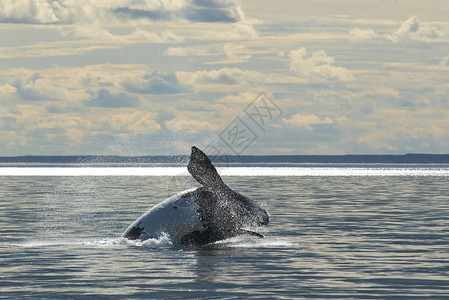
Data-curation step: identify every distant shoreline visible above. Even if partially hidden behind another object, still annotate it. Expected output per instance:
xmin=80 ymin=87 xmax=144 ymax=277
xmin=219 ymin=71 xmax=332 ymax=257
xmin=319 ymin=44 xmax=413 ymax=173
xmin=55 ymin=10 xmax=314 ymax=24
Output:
xmin=1 ymin=154 xmax=449 ymax=164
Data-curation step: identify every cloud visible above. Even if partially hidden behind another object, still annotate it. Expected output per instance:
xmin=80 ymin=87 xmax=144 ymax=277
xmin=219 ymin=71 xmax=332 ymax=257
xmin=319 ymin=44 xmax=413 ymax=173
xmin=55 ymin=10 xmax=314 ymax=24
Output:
xmin=192 ymin=69 xmax=238 ymax=84
xmin=0 ymin=42 xmax=117 ymax=59
xmin=164 ymin=45 xmax=222 ymax=56
xmin=0 ymin=65 xmax=194 ymax=106
xmin=176 ymin=68 xmax=303 ymax=92
xmin=184 ymin=0 xmax=244 ymax=23
xmin=56 ymin=25 xmax=185 ymax=45
xmin=112 ymin=7 xmax=172 ymax=22
xmin=97 ymin=111 xmax=161 ymax=134
xmin=192 ymin=0 xmax=239 ymax=9
xmin=11 ymin=73 xmax=58 ymax=101
xmin=370 ymin=86 xmax=399 ymax=98
xmin=4 ymin=68 xmax=93 ymax=102
xmin=355 ymin=108 xmax=447 ymax=152
xmin=0 ymin=0 xmax=58 ymax=24
xmin=164 ymin=111 xmax=222 ymax=133
xmin=386 ymin=15 xmax=444 ymax=42
xmin=349 ymin=16 xmax=445 ymax=43
xmin=179 ymin=67 xmax=268 ymax=86
xmin=128 ymin=29 xmax=184 ymax=43
xmin=0 ymin=0 xmax=246 ymax=24
xmin=112 ymin=1 xmax=244 ymax=23
xmin=183 ymin=7 xmax=241 ymax=23
xmin=202 ymin=23 xmax=257 ymax=40
xmin=439 ymin=54 xmax=449 ymax=66
xmin=164 ymin=43 xmax=251 ymax=61
xmin=123 ymin=71 xmax=192 ymax=94
xmin=0 ymin=100 xmax=162 ymax=154
xmin=388 ymin=15 xmax=420 ymax=42
xmin=287 ymin=47 xmax=355 ymax=81
xmin=85 ymin=89 xmax=140 ymax=108
xmin=279 ymin=113 xmax=333 ymax=130
xmin=223 ymin=43 xmax=251 ymax=61
xmin=0 ymin=84 xmax=16 ymax=101
xmin=349 ymin=28 xmax=378 ymax=42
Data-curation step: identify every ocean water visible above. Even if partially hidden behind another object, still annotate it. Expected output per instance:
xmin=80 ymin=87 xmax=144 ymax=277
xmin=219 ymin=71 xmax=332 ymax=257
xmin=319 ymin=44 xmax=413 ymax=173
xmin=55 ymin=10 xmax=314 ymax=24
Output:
xmin=1 ymin=165 xmax=448 ymax=299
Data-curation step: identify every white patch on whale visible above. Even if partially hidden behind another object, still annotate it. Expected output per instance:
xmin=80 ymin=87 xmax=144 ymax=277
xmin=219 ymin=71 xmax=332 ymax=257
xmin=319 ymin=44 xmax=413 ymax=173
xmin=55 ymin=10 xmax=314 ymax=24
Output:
xmin=124 ymin=188 xmax=205 ymax=242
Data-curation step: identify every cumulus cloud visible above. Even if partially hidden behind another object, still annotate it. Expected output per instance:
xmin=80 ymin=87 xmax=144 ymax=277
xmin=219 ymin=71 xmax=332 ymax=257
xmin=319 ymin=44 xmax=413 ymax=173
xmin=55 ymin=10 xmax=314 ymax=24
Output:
xmin=0 ymin=84 xmax=17 ymax=101
xmin=178 ymin=67 xmax=267 ymax=86
xmin=183 ymin=8 xmax=242 ymax=23
xmin=123 ymin=71 xmax=192 ymax=94
xmin=113 ymin=0 xmax=245 ymax=23
xmin=1 ymin=99 xmax=161 ymax=154
xmin=387 ymin=15 xmax=420 ymax=42
xmin=164 ymin=117 xmax=219 ymax=133
xmin=164 ymin=110 xmax=222 ymax=133
xmin=98 ymin=111 xmax=161 ymax=134
xmin=176 ymin=67 xmax=301 ymax=91
xmin=192 ymin=69 xmax=238 ymax=84
xmin=386 ymin=15 xmax=444 ymax=42
xmin=0 ymin=0 xmax=58 ymax=23
xmin=0 ymin=0 xmax=246 ymax=24
xmin=287 ymin=47 xmax=355 ymax=81
xmin=223 ymin=43 xmax=251 ymax=61
xmin=1 ymin=65 xmax=194 ymax=106
xmin=4 ymin=68 xmax=93 ymax=102
xmin=279 ymin=113 xmax=333 ymax=130
xmin=112 ymin=7 xmax=173 ymax=22
xmin=349 ymin=16 xmax=445 ymax=43
xmin=11 ymin=73 xmax=62 ymax=101
xmin=439 ymin=54 xmax=449 ymax=66
xmin=349 ymin=28 xmax=378 ymax=42
xmin=85 ymin=89 xmax=140 ymax=108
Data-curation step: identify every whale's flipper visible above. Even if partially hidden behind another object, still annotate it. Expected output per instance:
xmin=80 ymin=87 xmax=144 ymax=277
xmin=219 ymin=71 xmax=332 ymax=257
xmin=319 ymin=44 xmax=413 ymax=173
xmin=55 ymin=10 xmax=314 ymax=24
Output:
xmin=239 ymin=229 xmax=264 ymax=238
xmin=187 ymin=146 xmax=225 ymax=188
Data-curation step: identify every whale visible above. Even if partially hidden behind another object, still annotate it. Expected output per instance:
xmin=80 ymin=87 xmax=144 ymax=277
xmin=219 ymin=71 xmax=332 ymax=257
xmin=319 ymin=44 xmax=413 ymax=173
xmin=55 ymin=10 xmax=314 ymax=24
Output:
xmin=123 ymin=146 xmax=269 ymax=245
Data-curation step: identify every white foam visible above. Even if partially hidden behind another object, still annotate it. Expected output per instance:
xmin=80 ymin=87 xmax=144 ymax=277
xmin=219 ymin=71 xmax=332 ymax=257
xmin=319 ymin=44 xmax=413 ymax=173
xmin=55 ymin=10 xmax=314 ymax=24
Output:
xmin=126 ymin=233 xmax=174 ymax=248
xmin=1 ymin=167 xmax=449 ymax=176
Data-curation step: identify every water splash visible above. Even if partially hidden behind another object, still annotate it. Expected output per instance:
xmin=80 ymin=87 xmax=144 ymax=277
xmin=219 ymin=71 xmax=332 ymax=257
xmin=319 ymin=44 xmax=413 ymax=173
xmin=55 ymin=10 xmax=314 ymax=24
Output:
xmin=126 ymin=233 xmax=174 ymax=249
xmin=9 ymin=236 xmax=175 ymax=249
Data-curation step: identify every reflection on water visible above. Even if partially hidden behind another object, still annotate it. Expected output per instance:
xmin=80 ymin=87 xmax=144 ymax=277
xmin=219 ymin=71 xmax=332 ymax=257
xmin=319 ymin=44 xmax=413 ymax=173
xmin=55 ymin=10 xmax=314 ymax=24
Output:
xmin=0 ymin=174 xmax=449 ymax=298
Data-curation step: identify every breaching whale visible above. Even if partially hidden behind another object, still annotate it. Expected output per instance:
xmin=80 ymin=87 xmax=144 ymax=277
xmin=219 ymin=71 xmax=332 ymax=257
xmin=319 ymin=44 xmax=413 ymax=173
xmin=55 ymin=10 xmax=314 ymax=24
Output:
xmin=123 ymin=146 xmax=269 ymax=245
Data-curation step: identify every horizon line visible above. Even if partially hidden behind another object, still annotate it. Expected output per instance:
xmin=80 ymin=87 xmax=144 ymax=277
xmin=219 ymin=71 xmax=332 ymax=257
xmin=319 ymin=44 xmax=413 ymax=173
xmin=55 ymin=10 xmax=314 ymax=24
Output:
xmin=2 ymin=153 xmax=449 ymax=165
xmin=2 ymin=153 xmax=449 ymax=158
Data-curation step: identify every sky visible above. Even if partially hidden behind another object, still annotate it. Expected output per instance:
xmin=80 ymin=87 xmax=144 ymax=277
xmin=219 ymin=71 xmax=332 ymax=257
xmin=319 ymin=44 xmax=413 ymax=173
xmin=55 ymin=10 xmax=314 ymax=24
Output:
xmin=1 ymin=0 xmax=449 ymax=156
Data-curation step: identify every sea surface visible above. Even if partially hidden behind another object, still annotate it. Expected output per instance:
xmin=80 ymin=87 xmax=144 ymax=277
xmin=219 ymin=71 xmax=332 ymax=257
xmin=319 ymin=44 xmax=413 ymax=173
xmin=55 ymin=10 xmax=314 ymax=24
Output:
xmin=1 ymin=164 xmax=448 ymax=299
